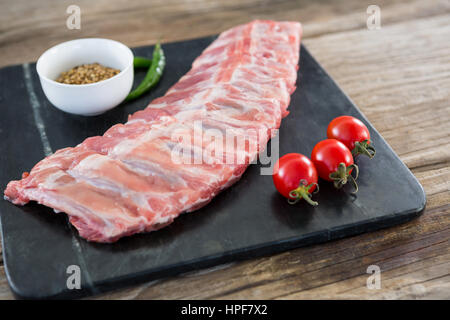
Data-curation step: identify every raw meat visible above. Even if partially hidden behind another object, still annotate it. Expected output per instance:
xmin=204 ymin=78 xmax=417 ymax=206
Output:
xmin=4 ymin=20 xmax=302 ymax=242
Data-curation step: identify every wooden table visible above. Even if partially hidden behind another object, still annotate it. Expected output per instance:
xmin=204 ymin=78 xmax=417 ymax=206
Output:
xmin=0 ymin=0 xmax=448 ymax=299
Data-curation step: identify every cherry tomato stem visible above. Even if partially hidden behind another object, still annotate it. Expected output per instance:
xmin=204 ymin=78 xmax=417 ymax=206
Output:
xmin=352 ymin=139 xmax=376 ymax=159
xmin=329 ymin=162 xmax=359 ymax=194
xmin=288 ymin=180 xmax=319 ymax=206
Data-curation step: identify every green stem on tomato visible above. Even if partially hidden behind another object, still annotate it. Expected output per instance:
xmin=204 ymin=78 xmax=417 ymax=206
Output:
xmin=288 ymin=180 xmax=319 ymax=206
xmin=352 ymin=139 xmax=376 ymax=159
xmin=329 ymin=162 xmax=359 ymax=194
xmin=126 ymin=43 xmax=165 ymax=102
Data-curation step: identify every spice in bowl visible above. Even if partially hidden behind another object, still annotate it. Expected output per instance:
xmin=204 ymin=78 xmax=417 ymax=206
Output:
xmin=56 ymin=63 xmax=121 ymax=85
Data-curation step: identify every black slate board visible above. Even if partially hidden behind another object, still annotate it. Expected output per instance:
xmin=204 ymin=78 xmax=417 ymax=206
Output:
xmin=0 ymin=36 xmax=425 ymax=299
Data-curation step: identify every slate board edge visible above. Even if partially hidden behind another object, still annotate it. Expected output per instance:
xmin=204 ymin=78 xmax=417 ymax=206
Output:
xmin=0 ymin=202 xmax=425 ymax=299
xmin=85 ymin=204 xmax=426 ymax=299
xmin=0 ymin=39 xmax=426 ymax=300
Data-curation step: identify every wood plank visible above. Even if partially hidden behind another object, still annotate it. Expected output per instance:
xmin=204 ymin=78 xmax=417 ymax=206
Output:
xmin=0 ymin=266 xmax=13 ymax=300
xmin=0 ymin=0 xmax=449 ymax=67
xmin=279 ymin=255 xmax=450 ymax=299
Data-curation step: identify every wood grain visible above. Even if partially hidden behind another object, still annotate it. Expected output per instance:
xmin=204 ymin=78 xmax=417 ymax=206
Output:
xmin=0 ymin=0 xmax=449 ymax=299
xmin=1 ymin=0 xmax=449 ymax=68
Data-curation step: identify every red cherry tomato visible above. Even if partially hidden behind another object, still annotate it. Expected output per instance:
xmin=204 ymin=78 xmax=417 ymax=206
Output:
xmin=327 ymin=115 xmax=375 ymax=158
xmin=311 ymin=139 xmax=359 ymax=193
xmin=273 ymin=153 xmax=319 ymax=206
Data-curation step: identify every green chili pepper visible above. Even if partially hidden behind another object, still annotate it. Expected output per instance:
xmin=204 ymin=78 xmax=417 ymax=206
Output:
xmin=126 ymin=43 xmax=165 ymax=101
xmin=133 ymin=56 xmax=152 ymax=68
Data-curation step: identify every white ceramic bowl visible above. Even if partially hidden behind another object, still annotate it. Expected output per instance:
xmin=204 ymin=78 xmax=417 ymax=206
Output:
xmin=36 ymin=38 xmax=134 ymax=116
